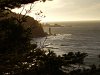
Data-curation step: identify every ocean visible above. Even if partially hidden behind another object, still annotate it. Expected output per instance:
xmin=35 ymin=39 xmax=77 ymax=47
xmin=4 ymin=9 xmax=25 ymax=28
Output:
xmin=31 ymin=21 xmax=100 ymax=66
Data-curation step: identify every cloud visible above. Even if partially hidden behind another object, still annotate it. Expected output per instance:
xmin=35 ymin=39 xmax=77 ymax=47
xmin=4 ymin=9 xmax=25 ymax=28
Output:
xmin=12 ymin=0 xmax=100 ymax=21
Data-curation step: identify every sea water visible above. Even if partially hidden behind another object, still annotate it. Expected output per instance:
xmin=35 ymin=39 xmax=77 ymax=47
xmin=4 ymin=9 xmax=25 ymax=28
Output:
xmin=31 ymin=21 xmax=100 ymax=66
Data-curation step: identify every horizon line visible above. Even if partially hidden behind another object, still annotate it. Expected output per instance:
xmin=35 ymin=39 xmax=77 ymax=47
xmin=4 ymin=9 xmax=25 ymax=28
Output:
xmin=41 ymin=19 xmax=100 ymax=23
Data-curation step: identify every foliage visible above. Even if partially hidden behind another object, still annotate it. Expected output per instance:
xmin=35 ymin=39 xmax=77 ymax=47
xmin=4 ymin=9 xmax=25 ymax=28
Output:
xmin=0 ymin=0 xmax=100 ymax=75
xmin=0 ymin=9 xmax=98 ymax=75
xmin=69 ymin=64 xmax=100 ymax=75
xmin=0 ymin=17 xmax=33 ymax=54
xmin=0 ymin=13 xmax=99 ymax=75
xmin=62 ymin=52 xmax=88 ymax=65
xmin=0 ymin=42 xmax=88 ymax=75
xmin=0 ymin=0 xmax=46 ymax=10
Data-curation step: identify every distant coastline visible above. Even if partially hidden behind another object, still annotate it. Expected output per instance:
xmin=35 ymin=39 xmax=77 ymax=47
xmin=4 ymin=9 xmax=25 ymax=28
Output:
xmin=42 ymin=20 xmax=100 ymax=28
xmin=42 ymin=23 xmax=64 ymax=27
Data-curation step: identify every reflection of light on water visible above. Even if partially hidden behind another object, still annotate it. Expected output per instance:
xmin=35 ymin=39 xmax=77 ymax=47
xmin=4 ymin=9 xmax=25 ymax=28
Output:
xmin=31 ymin=33 xmax=100 ymax=65
xmin=47 ymin=34 xmax=72 ymax=40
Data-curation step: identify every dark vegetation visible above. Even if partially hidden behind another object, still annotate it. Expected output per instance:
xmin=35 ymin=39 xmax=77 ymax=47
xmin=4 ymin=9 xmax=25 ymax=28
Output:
xmin=0 ymin=11 xmax=46 ymax=37
xmin=0 ymin=0 xmax=100 ymax=75
xmin=0 ymin=0 xmax=46 ymax=10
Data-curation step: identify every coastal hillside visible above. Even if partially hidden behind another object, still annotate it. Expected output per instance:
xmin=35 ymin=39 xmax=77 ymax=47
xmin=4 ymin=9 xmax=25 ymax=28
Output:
xmin=22 ymin=16 xmax=47 ymax=37
xmin=0 ymin=11 xmax=46 ymax=37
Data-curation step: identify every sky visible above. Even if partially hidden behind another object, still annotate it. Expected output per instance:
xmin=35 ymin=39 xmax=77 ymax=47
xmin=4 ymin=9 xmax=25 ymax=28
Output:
xmin=12 ymin=0 xmax=100 ymax=22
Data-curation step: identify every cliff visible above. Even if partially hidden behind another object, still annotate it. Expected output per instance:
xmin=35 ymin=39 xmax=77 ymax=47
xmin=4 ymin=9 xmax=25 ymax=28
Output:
xmin=0 ymin=11 xmax=46 ymax=37
xmin=21 ymin=16 xmax=47 ymax=37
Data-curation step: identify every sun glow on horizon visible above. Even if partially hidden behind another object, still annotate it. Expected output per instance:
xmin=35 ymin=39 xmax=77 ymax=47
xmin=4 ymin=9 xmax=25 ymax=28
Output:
xmin=12 ymin=0 xmax=100 ymax=22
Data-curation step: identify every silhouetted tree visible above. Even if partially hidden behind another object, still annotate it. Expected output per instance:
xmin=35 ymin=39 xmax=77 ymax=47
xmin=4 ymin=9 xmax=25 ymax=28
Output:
xmin=0 ymin=18 xmax=33 ymax=54
xmin=0 ymin=0 xmax=99 ymax=75
xmin=62 ymin=52 xmax=88 ymax=65
xmin=0 ymin=0 xmax=46 ymax=10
